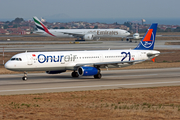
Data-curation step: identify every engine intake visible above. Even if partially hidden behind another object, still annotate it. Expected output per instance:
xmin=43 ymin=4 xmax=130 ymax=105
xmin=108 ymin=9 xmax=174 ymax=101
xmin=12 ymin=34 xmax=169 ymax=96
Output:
xmin=46 ymin=70 xmax=66 ymax=74
xmin=78 ymin=66 xmax=98 ymax=76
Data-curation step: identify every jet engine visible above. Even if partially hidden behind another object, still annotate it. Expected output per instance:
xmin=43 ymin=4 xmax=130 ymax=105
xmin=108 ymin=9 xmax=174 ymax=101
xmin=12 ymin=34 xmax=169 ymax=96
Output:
xmin=78 ymin=66 xmax=99 ymax=76
xmin=46 ymin=70 xmax=66 ymax=74
xmin=83 ymin=34 xmax=94 ymax=40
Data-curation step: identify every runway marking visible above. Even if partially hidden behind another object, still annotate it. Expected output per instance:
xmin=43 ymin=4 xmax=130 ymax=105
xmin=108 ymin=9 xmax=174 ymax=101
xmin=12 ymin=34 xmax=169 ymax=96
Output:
xmin=0 ymin=81 xmax=180 ymax=93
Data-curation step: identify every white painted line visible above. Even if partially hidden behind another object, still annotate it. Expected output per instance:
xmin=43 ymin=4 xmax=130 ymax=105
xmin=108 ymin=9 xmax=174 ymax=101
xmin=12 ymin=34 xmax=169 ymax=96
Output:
xmin=0 ymin=81 xmax=180 ymax=92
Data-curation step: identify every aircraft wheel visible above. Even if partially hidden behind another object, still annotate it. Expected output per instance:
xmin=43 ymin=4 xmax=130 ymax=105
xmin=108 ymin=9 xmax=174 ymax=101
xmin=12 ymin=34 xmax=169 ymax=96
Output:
xmin=71 ymin=71 xmax=79 ymax=77
xmin=94 ymin=73 xmax=102 ymax=79
xmin=22 ymin=76 xmax=28 ymax=81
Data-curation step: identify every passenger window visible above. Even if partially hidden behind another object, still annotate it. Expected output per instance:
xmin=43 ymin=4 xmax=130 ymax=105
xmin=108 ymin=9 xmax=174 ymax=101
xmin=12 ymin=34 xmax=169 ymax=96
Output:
xmin=19 ymin=58 xmax=22 ymax=61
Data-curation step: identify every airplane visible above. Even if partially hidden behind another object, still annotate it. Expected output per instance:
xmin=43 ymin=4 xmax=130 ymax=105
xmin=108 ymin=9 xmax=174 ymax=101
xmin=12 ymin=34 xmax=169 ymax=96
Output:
xmin=33 ymin=16 xmax=130 ymax=41
xmin=5 ymin=23 xmax=160 ymax=80
xmin=126 ymin=32 xmax=143 ymax=42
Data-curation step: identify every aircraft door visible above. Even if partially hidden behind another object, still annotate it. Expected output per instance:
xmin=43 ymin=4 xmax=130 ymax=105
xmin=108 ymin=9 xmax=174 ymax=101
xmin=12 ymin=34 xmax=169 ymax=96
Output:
xmin=99 ymin=54 xmax=103 ymax=62
xmin=26 ymin=54 xmax=33 ymax=65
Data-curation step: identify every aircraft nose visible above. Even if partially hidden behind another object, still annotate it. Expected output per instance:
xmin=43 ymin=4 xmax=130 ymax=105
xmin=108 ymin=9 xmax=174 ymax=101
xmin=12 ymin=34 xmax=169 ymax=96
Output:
xmin=4 ymin=61 xmax=13 ymax=70
xmin=126 ymin=31 xmax=130 ymax=36
xmin=4 ymin=61 xmax=9 ymax=69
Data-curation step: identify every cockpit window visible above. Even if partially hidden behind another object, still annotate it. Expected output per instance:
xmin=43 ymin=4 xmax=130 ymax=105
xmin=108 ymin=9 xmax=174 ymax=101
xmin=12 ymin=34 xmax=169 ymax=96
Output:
xmin=10 ymin=58 xmax=22 ymax=61
xmin=11 ymin=58 xmax=16 ymax=61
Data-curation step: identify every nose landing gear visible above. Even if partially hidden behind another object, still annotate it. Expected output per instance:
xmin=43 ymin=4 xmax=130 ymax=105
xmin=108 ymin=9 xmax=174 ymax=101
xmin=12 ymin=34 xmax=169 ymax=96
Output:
xmin=22 ymin=71 xmax=28 ymax=81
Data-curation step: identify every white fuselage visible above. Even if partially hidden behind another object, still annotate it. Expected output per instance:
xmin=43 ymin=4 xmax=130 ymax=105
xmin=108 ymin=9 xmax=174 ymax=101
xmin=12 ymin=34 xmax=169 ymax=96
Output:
xmin=133 ymin=33 xmax=140 ymax=39
xmin=5 ymin=49 xmax=160 ymax=72
xmin=34 ymin=29 xmax=130 ymax=38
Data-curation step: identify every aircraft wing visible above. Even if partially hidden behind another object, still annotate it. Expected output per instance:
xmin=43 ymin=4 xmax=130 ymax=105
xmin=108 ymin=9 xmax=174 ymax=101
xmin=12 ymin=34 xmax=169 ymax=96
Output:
xmin=126 ymin=37 xmax=143 ymax=39
xmin=126 ymin=36 xmax=134 ymax=39
xmin=75 ymin=60 xmax=145 ymax=67
xmin=61 ymin=32 xmax=85 ymax=37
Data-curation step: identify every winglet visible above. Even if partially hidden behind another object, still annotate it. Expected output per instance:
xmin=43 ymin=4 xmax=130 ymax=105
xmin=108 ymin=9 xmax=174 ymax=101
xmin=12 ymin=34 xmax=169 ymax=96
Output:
xmin=33 ymin=16 xmax=55 ymax=37
xmin=134 ymin=23 xmax=158 ymax=50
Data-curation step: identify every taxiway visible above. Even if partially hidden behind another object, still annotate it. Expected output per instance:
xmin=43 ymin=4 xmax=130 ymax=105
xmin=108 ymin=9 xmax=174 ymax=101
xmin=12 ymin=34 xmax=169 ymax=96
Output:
xmin=1 ymin=40 xmax=180 ymax=53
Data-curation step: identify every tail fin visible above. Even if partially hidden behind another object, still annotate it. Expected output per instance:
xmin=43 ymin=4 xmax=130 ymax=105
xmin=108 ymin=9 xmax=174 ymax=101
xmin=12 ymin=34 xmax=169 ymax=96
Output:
xmin=33 ymin=16 xmax=55 ymax=37
xmin=134 ymin=23 xmax=158 ymax=50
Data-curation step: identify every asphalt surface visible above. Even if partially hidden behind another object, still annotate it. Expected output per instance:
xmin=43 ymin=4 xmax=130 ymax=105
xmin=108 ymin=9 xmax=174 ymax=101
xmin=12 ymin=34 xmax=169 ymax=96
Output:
xmin=0 ymin=67 xmax=180 ymax=95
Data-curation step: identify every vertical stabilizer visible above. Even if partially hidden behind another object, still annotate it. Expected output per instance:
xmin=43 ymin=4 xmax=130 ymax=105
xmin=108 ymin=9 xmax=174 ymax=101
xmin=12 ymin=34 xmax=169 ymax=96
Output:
xmin=134 ymin=23 xmax=158 ymax=50
xmin=33 ymin=16 xmax=55 ymax=37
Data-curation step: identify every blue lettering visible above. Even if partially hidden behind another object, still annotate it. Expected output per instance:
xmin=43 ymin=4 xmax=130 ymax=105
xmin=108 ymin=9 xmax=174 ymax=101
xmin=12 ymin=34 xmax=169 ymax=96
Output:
xmin=38 ymin=54 xmax=46 ymax=63
xmin=60 ymin=55 xmax=64 ymax=62
xmin=121 ymin=52 xmax=131 ymax=61
xmin=47 ymin=56 xmax=53 ymax=62
xmin=54 ymin=56 xmax=59 ymax=62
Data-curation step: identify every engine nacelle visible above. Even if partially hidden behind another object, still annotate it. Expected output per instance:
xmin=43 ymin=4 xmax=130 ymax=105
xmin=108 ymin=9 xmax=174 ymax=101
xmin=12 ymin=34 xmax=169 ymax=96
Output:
xmin=83 ymin=34 xmax=94 ymax=40
xmin=46 ymin=70 xmax=66 ymax=74
xmin=78 ymin=66 xmax=98 ymax=76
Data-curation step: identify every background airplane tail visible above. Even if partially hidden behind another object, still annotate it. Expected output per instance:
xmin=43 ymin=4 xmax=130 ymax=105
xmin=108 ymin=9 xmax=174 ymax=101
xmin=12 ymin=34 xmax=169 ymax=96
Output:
xmin=33 ymin=16 xmax=55 ymax=37
xmin=134 ymin=23 xmax=158 ymax=50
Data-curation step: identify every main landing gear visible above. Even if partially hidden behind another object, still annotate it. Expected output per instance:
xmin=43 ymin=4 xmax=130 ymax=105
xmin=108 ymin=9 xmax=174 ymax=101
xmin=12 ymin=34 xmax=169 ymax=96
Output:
xmin=126 ymin=38 xmax=132 ymax=42
xmin=94 ymin=67 xmax=102 ymax=79
xmin=71 ymin=71 xmax=79 ymax=77
xmin=94 ymin=73 xmax=102 ymax=79
xmin=22 ymin=71 xmax=28 ymax=81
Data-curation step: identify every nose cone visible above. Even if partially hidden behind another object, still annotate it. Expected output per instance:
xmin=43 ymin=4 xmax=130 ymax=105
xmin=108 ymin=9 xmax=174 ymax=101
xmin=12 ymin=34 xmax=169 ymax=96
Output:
xmin=4 ymin=61 xmax=15 ymax=71
xmin=126 ymin=31 xmax=130 ymax=36
xmin=134 ymin=36 xmax=139 ymax=39
xmin=4 ymin=61 xmax=11 ymax=70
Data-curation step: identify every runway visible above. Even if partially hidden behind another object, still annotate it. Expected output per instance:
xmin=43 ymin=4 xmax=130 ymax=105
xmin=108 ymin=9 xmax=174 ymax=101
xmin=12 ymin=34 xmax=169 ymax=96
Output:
xmin=0 ymin=67 xmax=180 ymax=95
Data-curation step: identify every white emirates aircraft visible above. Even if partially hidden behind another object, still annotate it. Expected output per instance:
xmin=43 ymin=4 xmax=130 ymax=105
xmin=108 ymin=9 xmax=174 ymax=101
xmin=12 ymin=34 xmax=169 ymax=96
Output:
xmin=5 ymin=23 xmax=159 ymax=80
xmin=33 ymin=16 xmax=130 ymax=40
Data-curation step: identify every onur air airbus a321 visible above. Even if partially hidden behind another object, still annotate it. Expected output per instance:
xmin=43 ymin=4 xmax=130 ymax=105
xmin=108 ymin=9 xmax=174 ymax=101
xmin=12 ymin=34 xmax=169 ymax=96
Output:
xmin=5 ymin=23 xmax=160 ymax=80
xmin=33 ymin=16 xmax=130 ymax=41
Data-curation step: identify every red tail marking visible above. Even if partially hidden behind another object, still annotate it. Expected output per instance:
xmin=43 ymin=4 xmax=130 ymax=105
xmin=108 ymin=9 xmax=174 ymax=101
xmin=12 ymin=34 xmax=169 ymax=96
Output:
xmin=143 ymin=29 xmax=153 ymax=41
xmin=40 ymin=23 xmax=55 ymax=37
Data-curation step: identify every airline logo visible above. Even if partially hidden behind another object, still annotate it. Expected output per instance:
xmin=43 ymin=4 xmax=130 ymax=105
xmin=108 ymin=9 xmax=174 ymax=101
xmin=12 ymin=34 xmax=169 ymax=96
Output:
xmin=33 ymin=17 xmax=55 ymax=37
xmin=140 ymin=29 xmax=154 ymax=48
xmin=37 ymin=54 xmax=77 ymax=63
xmin=88 ymin=30 xmax=118 ymax=35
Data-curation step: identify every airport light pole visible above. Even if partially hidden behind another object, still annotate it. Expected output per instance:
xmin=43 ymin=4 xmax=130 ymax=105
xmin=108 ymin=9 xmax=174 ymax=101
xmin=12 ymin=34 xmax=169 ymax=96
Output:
xmin=3 ymin=47 xmax=4 ymax=65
